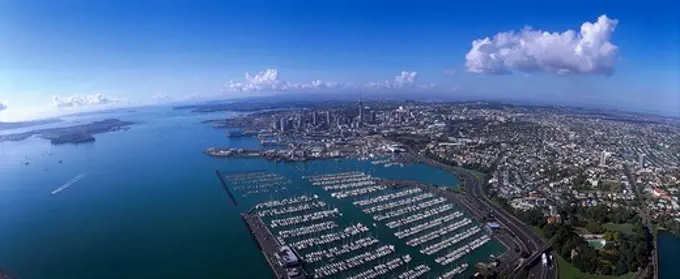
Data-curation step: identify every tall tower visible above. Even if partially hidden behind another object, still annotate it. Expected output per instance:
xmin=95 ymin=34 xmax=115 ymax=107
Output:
xmin=600 ymin=151 xmax=608 ymax=166
xmin=357 ymin=98 xmax=363 ymax=127
xmin=639 ymin=153 xmax=646 ymax=168
xmin=279 ymin=117 xmax=286 ymax=133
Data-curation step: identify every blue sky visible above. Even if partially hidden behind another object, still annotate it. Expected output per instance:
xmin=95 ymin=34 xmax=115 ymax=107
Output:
xmin=0 ymin=0 xmax=678 ymax=120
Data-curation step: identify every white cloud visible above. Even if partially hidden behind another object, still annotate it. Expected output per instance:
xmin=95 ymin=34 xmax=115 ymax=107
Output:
xmin=0 ymin=101 xmax=7 ymax=111
xmin=223 ymin=69 xmax=432 ymax=93
xmin=465 ymin=15 xmax=619 ymax=75
xmin=223 ymin=68 xmax=349 ymax=93
xmin=52 ymin=94 xmax=126 ymax=108
xmin=153 ymin=93 xmax=174 ymax=103
xmin=224 ymin=69 xmax=286 ymax=92
xmin=366 ymin=71 xmax=420 ymax=89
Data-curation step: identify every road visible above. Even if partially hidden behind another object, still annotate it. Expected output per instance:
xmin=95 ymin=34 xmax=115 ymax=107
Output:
xmin=624 ymin=166 xmax=658 ymax=279
xmin=411 ymin=150 xmax=556 ymax=279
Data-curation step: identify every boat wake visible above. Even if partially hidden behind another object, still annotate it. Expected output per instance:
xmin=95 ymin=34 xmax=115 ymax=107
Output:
xmin=51 ymin=173 xmax=87 ymax=195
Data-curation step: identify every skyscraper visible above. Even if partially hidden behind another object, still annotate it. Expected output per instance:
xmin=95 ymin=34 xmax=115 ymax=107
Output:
xmin=357 ymin=99 xmax=363 ymax=127
xmin=600 ymin=151 xmax=609 ymax=166
xmin=639 ymin=153 xmax=646 ymax=168
xmin=279 ymin=117 xmax=286 ymax=133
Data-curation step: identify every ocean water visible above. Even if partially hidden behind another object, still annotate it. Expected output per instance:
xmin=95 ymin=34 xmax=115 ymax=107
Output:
xmin=657 ymin=231 xmax=680 ymax=279
xmin=0 ymin=107 xmax=503 ymax=278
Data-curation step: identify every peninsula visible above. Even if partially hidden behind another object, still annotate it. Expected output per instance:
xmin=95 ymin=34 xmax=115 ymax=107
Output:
xmin=0 ymin=119 xmax=134 ymax=144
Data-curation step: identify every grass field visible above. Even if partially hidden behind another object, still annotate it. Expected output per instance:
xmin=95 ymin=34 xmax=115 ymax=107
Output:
xmin=602 ymin=223 xmax=635 ymax=235
xmin=556 ymin=254 xmax=636 ymax=279
xmin=531 ymin=226 xmax=636 ymax=279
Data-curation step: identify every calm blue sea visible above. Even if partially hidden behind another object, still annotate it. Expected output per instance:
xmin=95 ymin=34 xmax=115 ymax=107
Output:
xmin=657 ymin=231 xmax=680 ymax=279
xmin=0 ymin=107 xmax=507 ymax=278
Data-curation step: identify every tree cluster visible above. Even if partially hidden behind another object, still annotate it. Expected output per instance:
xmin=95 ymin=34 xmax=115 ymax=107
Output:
xmin=537 ymin=208 xmax=652 ymax=276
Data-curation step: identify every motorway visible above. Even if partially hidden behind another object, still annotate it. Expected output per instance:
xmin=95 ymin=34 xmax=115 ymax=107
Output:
xmin=411 ymin=150 xmax=557 ymax=279
xmin=624 ymin=166 xmax=659 ymax=279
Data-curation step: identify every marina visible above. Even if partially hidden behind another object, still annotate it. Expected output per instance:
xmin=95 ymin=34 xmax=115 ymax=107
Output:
xmin=287 ymin=223 xmax=370 ymax=250
xmin=255 ymin=195 xmax=319 ymax=209
xmin=419 ymin=226 xmax=482 ymax=255
xmin=406 ymin=218 xmax=473 ymax=247
xmin=311 ymin=245 xmax=396 ymax=278
xmin=437 ymin=263 xmax=469 ymax=279
xmin=277 ymin=221 xmax=339 ymax=239
xmin=255 ymin=200 xmax=328 ymax=217
xmin=219 ymin=171 xmax=293 ymax=198
xmin=384 ymin=205 xmax=458 ymax=229
xmin=239 ymin=168 xmax=503 ymax=279
xmin=396 ymin=264 xmax=431 ymax=279
xmin=302 ymin=236 xmax=379 ymax=263
xmin=270 ymin=208 xmax=341 ymax=228
xmin=393 ymin=211 xmax=463 ymax=239
xmin=373 ymin=197 xmax=447 ymax=221
xmin=352 ymin=188 xmax=423 ymax=207
xmin=345 ymin=254 xmax=412 ymax=279
xmin=435 ymin=235 xmax=492 ymax=266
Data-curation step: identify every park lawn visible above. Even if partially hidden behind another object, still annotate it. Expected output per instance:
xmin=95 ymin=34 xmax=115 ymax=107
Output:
xmin=532 ymin=226 xmax=546 ymax=239
xmin=557 ymin=254 xmax=636 ymax=279
xmin=602 ymin=223 xmax=635 ymax=235
xmin=532 ymin=226 xmax=636 ymax=279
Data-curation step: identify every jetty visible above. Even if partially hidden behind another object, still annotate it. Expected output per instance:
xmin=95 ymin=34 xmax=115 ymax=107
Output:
xmin=215 ymin=170 xmax=238 ymax=206
xmin=241 ymin=212 xmax=305 ymax=279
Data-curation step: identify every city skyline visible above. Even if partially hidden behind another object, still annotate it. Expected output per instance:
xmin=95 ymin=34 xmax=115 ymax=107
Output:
xmin=1 ymin=0 xmax=678 ymax=121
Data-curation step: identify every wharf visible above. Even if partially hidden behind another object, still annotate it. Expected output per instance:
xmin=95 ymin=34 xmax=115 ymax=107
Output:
xmin=242 ymin=212 xmax=290 ymax=279
xmin=215 ymin=170 xmax=238 ymax=206
xmin=418 ymin=183 xmax=522 ymax=275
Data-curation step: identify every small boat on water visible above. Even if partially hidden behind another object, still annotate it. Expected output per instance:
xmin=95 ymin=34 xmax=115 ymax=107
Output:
xmin=51 ymin=174 xmax=87 ymax=195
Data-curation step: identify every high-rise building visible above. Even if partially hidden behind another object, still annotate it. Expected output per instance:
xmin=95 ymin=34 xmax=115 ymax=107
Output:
xmin=357 ymin=99 xmax=363 ymax=127
xmin=326 ymin=111 xmax=332 ymax=126
xmin=370 ymin=110 xmax=377 ymax=123
xmin=639 ymin=153 xmax=646 ymax=168
xmin=312 ymin=111 xmax=318 ymax=126
xmin=600 ymin=151 xmax=609 ymax=166
xmin=279 ymin=117 xmax=286 ymax=133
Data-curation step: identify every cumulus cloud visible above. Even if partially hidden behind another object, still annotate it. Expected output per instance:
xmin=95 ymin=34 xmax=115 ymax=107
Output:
xmin=0 ymin=101 xmax=7 ymax=111
xmin=153 ymin=93 xmax=173 ymax=103
xmin=465 ymin=15 xmax=619 ymax=75
xmin=223 ymin=69 xmax=432 ymax=93
xmin=366 ymin=71 xmax=420 ymax=89
xmin=52 ymin=94 xmax=125 ymax=108
xmin=223 ymin=68 xmax=349 ymax=93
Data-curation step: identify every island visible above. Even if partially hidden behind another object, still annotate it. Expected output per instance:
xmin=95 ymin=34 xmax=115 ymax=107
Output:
xmin=0 ymin=119 xmax=134 ymax=144
xmin=49 ymin=133 xmax=96 ymax=145
xmin=0 ymin=118 xmax=62 ymax=131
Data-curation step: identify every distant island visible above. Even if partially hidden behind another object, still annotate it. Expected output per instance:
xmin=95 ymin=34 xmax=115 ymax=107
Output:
xmin=0 ymin=119 xmax=134 ymax=144
xmin=0 ymin=118 xmax=62 ymax=131
xmin=49 ymin=133 xmax=96 ymax=145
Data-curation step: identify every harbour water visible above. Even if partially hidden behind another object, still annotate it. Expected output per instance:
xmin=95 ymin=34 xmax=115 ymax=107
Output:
xmin=657 ymin=231 xmax=680 ymax=279
xmin=0 ymin=107 xmax=502 ymax=278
